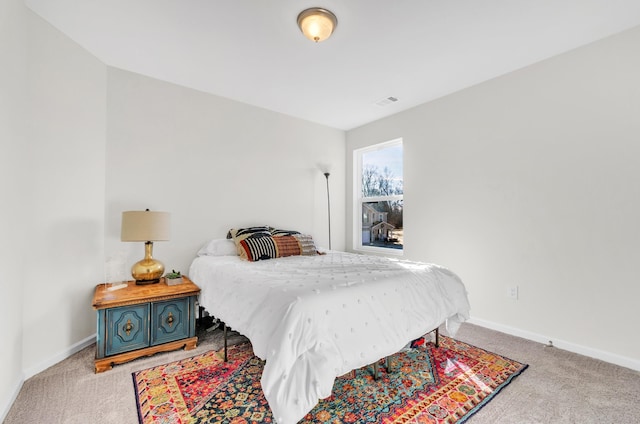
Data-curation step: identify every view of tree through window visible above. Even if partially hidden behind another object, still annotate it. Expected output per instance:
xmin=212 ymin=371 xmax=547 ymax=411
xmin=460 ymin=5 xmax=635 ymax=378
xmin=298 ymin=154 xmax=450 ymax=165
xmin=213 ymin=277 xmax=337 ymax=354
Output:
xmin=357 ymin=141 xmax=403 ymax=251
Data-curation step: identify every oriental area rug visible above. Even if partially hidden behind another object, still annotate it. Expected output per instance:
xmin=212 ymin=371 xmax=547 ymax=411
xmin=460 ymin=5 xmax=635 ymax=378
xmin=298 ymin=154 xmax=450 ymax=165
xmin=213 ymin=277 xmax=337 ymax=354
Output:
xmin=132 ymin=336 xmax=527 ymax=424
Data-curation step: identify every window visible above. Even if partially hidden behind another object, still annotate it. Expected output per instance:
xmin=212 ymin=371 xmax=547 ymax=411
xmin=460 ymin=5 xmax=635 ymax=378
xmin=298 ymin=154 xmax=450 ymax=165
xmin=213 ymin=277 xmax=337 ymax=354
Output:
xmin=354 ymin=139 xmax=403 ymax=254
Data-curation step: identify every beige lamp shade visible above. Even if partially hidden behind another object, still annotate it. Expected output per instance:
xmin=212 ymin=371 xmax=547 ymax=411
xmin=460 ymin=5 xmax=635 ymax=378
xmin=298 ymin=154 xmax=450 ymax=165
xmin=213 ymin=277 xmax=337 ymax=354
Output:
xmin=121 ymin=210 xmax=170 ymax=284
xmin=297 ymin=8 xmax=337 ymax=42
xmin=121 ymin=210 xmax=170 ymax=242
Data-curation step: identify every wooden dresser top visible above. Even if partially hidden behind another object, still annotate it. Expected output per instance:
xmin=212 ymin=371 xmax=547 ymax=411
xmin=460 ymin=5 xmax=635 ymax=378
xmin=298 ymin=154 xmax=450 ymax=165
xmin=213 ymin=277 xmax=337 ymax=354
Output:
xmin=92 ymin=276 xmax=200 ymax=309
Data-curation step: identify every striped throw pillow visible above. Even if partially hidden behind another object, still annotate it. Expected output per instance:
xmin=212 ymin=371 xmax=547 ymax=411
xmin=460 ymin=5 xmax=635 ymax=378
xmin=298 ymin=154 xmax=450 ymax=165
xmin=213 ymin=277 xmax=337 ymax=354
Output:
xmin=238 ymin=234 xmax=318 ymax=262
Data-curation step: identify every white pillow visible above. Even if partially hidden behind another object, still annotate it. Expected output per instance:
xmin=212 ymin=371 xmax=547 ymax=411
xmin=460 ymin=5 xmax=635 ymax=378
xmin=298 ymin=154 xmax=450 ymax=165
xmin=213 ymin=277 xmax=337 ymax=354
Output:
xmin=197 ymin=238 xmax=238 ymax=256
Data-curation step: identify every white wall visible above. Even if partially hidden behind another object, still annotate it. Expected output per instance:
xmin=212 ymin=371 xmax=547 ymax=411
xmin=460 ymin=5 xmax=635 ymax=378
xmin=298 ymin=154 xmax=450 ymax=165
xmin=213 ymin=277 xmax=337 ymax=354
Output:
xmin=2 ymin=5 xmax=107 ymax=419
xmin=2 ymin=13 xmax=345 ymax=417
xmin=347 ymin=26 xmax=640 ymax=366
xmin=0 ymin=0 xmax=28 ymax=418
xmin=22 ymin=12 xmax=106 ymax=373
xmin=104 ymin=68 xmax=345 ymax=276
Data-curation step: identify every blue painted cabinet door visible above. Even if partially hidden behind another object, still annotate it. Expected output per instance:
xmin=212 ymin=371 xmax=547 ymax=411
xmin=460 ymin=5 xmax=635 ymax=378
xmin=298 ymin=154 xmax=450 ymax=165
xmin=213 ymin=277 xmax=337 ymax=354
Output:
xmin=105 ymin=304 xmax=150 ymax=356
xmin=150 ymin=298 xmax=190 ymax=346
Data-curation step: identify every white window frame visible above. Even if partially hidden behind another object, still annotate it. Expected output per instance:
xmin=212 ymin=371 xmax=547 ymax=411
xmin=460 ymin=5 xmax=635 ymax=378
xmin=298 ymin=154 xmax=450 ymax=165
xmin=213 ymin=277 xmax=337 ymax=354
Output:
xmin=353 ymin=138 xmax=403 ymax=256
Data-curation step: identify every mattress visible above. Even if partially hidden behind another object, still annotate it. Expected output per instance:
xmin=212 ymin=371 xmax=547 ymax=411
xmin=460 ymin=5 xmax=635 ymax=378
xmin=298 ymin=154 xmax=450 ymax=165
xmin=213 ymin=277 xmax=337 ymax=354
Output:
xmin=189 ymin=251 xmax=470 ymax=424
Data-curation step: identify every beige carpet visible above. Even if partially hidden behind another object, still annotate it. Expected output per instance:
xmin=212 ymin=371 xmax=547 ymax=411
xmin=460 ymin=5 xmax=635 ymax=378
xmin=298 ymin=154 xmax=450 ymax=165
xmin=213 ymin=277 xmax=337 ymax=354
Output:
xmin=4 ymin=322 xmax=639 ymax=423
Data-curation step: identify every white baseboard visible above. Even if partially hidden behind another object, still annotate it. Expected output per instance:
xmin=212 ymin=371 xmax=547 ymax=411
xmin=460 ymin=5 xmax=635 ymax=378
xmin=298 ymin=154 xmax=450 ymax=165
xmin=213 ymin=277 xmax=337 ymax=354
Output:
xmin=2 ymin=334 xmax=96 ymax=421
xmin=2 ymin=334 xmax=95 ymax=421
xmin=23 ymin=334 xmax=96 ymax=379
xmin=468 ymin=317 xmax=640 ymax=372
xmin=1 ymin=376 xmax=24 ymax=423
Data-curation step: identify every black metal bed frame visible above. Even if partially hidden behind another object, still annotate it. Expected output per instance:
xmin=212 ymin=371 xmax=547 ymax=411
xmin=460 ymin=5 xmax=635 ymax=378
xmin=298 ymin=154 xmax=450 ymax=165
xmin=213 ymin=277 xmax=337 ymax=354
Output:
xmin=221 ymin=322 xmax=440 ymax=380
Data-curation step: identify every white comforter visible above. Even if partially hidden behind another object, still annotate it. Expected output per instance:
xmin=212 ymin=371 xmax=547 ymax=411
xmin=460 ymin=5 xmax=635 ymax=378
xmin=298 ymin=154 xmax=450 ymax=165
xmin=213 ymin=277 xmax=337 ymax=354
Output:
xmin=189 ymin=252 xmax=470 ymax=424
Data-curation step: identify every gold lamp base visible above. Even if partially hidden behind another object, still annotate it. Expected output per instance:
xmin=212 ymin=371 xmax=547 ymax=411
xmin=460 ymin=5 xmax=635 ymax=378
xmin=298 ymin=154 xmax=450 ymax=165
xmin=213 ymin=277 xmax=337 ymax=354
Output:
xmin=132 ymin=242 xmax=164 ymax=285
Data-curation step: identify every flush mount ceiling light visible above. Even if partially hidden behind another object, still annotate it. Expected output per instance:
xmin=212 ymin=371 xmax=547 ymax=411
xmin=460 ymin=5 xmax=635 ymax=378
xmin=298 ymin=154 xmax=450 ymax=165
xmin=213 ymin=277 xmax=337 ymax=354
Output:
xmin=297 ymin=7 xmax=338 ymax=42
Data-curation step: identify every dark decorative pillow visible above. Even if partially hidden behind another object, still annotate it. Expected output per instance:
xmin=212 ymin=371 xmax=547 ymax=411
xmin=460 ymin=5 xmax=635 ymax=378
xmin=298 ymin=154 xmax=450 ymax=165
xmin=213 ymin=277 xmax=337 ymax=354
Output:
xmin=269 ymin=227 xmax=301 ymax=237
xmin=227 ymin=226 xmax=271 ymax=240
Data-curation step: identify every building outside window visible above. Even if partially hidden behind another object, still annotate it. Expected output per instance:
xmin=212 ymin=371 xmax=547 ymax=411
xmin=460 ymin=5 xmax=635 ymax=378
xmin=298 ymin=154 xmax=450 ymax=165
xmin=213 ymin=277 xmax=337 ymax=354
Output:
xmin=354 ymin=139 xmax=403 ymax=254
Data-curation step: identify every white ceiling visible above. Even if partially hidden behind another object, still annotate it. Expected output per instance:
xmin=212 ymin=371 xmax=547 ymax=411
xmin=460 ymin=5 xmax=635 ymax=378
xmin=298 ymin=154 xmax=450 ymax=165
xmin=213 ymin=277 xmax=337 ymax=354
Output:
xmin=25 ymin=0 xmax=640 ymax=130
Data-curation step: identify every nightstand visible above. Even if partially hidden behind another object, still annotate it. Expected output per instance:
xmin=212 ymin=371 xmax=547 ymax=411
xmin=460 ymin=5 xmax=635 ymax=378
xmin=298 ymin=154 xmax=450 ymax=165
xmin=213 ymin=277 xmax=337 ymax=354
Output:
xmin=92 ymin=276 xmax=200 ymax=373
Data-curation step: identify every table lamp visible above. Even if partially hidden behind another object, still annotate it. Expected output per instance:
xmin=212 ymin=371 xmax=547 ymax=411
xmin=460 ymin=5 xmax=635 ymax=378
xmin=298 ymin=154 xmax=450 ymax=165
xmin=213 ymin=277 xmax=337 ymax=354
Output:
xmin=121 ymin=209 xmax=170 ymax=285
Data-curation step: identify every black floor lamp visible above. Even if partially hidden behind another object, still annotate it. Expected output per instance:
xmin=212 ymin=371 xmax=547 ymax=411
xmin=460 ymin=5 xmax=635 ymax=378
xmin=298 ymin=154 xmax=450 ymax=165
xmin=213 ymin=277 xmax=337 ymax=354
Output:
xmin=324 ymin=172 xmax=331 ymax=250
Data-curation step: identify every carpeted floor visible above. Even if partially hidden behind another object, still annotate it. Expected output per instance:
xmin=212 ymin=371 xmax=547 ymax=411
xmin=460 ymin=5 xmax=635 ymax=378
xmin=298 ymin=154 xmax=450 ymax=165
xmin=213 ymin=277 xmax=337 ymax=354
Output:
xmin=4 ymin=322 xmax=640 ymax=423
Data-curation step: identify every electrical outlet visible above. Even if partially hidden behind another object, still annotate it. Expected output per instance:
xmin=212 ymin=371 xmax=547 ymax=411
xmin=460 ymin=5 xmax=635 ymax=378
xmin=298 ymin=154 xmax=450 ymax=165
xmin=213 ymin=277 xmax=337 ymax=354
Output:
xmin=507 ymin=285 xmax=519 ymax=300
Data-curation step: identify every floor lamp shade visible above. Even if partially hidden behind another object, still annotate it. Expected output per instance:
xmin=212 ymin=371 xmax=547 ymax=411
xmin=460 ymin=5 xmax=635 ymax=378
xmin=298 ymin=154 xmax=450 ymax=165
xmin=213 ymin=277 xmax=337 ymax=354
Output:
xmin=121 ymin=210 xmax=170 ymax=284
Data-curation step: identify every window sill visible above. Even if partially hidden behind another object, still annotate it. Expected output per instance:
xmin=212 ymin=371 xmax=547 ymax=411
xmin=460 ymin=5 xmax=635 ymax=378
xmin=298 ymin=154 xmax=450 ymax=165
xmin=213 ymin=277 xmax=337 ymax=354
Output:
xmin=353 ymin=245 xmax=404 ymax=257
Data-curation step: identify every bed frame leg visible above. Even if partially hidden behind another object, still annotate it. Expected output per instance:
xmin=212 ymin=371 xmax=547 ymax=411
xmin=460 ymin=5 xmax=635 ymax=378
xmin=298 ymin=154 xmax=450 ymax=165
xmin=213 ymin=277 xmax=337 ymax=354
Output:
xmin=434 ymin=327 xmax=440 ymax=348
xmin=223 ymin=323 xmax=228 ymax=362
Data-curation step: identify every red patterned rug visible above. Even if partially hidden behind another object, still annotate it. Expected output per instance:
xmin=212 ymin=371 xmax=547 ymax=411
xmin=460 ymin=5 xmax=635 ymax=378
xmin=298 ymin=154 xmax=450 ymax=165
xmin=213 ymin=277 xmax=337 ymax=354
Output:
xmin=133 ymin=336 xmax=527 ymax=423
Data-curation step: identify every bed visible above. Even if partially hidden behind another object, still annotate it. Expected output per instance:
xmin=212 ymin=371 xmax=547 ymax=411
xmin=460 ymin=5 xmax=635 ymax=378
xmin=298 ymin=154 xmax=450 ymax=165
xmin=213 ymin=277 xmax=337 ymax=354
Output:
xmin=189 ymin=233 xmax=470 ymax=424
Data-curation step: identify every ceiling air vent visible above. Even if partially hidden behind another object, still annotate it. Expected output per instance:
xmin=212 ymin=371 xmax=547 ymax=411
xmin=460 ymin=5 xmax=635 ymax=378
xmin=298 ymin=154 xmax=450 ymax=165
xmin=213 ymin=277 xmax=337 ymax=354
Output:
xmin=375 ymin=96 xmax=399 ymax=107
